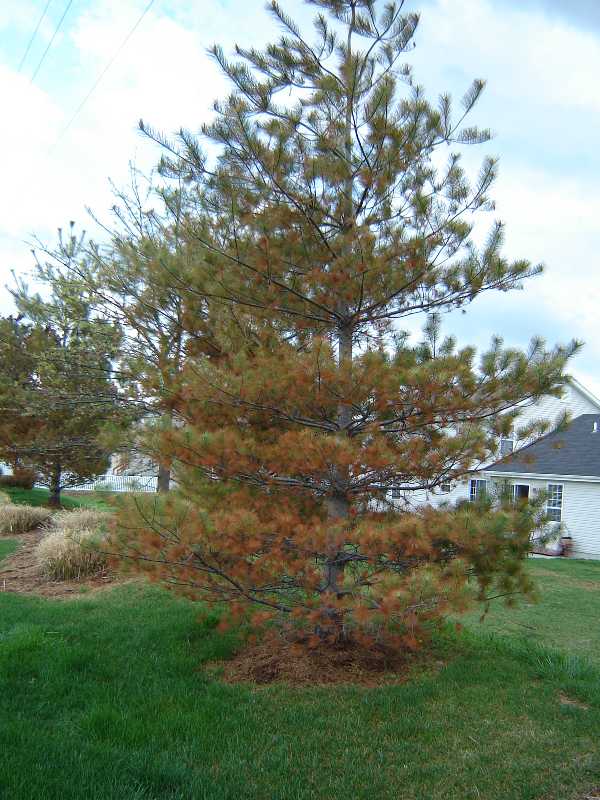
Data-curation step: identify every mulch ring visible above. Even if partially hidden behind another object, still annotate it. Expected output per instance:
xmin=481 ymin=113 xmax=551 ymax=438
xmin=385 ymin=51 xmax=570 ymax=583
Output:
xmin=0 ymin=531 xmax=117 ymax=599
xmin=207 ymin=630 xmax=442 ymax=688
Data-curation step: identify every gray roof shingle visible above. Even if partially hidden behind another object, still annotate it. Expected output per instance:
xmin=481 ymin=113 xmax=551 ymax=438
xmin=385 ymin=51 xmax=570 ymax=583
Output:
xmin=486 ymin=414 xmax=600 ymax=478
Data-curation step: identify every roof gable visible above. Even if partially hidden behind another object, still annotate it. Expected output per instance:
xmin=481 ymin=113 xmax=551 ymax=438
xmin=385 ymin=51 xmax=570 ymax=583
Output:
xmin=568 ymin=377 xmax=600 ymax=410
xmin=487 ymin=414 xmax=600 ymax=478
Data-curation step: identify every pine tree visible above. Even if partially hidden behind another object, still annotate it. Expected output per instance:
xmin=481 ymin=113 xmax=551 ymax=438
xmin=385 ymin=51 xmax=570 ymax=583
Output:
xmin=0 ymin=316 xmax=45 ymax=479
xmin=3 ymin=230 xmax=134 ymax=505
xmin=117 ymin=0 xmax=578 ymax=647
xmin=40 ymin=173 xmax=207 ymax=493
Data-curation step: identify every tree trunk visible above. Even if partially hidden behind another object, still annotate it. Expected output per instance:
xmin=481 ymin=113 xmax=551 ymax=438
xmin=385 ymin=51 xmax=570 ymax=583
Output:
xmin=320 ymin=322 xmax=353 ymax=640
xmin=48 ymin=463 xmax=62 ymax=508
xmin=157 ymin=462 xmax=171 ymax=493
xmin=319 ymin=7 xmax=356 ymax=641
xmin=156 ymin=410 xmax=173 ymax=493
xmin=324 ymin=327 xmax=353 ymax=540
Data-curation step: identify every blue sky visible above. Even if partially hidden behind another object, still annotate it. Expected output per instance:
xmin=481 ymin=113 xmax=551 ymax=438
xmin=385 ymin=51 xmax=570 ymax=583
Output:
xmin=1 ymin=0 xmax=599 ymax=395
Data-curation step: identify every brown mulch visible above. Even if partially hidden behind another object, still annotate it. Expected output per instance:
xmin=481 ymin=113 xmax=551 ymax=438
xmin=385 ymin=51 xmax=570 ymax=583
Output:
xmin=207 ymin=630 xmax=440 ymax=687
xmin=0 ymin=531 xmax=118 ymax=599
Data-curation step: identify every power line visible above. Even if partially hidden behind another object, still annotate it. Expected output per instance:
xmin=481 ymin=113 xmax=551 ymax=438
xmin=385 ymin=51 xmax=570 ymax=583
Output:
xmin=30 ymin=0 xmax=74 ymax=85
xmin=17 ymin=0 xmax=54 ymax=72
xmin=51 ymin=0 xmax=156 ymax=150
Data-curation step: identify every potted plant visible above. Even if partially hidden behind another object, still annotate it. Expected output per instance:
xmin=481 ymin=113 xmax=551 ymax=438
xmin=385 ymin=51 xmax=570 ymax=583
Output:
xmin=559 ymin=534 xmax=573 ymax=558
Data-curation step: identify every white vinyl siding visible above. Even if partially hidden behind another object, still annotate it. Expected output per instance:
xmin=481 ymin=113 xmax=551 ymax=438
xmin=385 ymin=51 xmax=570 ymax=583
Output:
xmin=550 ymin=480 xmax=600 ymax=559
xmin=431 ymin=474 xmax=600 ymax=559
xmin=484 ymin=382 xmax=600 ymax=469
xmin=488 ymin=477 xmax=599 ymax=559
xmin=514 ymin=384 xmax=600 ymax=430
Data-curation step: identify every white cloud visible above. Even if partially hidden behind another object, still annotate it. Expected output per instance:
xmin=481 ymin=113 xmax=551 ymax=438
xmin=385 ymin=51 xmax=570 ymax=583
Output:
xmin=0 ymin=0 xmax=229 ymax=310
xmin=416 ymin=0 xmax=600 ymax=112
xmin=0 ymin=0 xmax=299 ymax=311
xmin=405 ymin=0 xmax=600 ymax=392
xmin=420 ymin=162 xmax=600 ymax=398
xmin=0 ymin=0 xmax=43 ymax=34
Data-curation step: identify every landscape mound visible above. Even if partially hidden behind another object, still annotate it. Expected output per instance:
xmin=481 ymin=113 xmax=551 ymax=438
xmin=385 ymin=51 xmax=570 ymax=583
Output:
xmin=210 ymin=631 xmax=438 ymax=687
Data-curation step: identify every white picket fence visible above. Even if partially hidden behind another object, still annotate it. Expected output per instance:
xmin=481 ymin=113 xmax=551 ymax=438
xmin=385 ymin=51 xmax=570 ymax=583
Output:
xmin=61 ymin=474 xmax=158 ymax=493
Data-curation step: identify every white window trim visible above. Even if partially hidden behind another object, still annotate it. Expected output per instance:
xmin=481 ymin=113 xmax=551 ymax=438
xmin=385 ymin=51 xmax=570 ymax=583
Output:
xmin=469 ymin=479 xmax=487 ymax=502
xmin=546 ymin=482 xmax=564 ymax=522
xmin=511 ymin=482 xmax=530 ymax=502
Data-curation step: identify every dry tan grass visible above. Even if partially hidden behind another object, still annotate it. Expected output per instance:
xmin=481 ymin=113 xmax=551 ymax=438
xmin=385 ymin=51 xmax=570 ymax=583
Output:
xmin=35 ymin=507 xmax=113 ymax=580
xmin=47 ymin=508 xmax=111 ymax=535
xmin=36 ymin=528 xmax=108 ymax=580
xmin=0 ymin=504 xmax=53 ymax=534
xmin=0 ymin=491 xmax=10 ymax=506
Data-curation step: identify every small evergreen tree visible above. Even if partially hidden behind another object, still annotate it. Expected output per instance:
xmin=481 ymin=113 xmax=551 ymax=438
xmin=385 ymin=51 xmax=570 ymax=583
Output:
xmin=39 ymin=173 xmax=203 ymax=493
xmin=0 ymin=316 xmax=46 ymax=481
xmin=3 ymin=230 xmax=134 ymax=505
xmin=116 ymin=0 xmax=577 ymax=647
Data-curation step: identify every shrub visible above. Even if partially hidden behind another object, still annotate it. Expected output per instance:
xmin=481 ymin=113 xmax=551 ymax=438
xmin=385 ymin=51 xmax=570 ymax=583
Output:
xmin=36 ymin=508 xmax=112 ymax=580
xmin=36 ymin=528 xmax=108 ymax=580
xmin=0 ymin=470 xmax=37 ymax=490
xmin=48 ymin=509 xmax=111 ymax=536
xmin=0 ymin=504 xmax=53 ymax=535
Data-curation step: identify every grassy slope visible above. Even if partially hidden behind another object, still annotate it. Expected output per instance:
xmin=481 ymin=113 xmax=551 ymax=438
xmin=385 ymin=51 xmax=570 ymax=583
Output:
xmin=4 ymin=487 xmax=112 ymax=511
xmin=0 ymin=575 xmax=599 ymax=800
xmin=465 ymin=558 xmax=600 ymax=666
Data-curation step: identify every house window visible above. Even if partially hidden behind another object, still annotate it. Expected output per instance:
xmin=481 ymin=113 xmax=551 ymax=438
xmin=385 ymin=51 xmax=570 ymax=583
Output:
xmin=499 ymin=435 xmax=514 ymax=456
xmin=440 ymin=483 xmax=452 ymax=494
xmin=546 ymin=484 xmax=563 ymax=522
xmin=512 ymin=484 xmax=530 ymax=503
xmin=469 ymin=479 xmax=487 ymax=502
xmin=391 ymin=488 xmax=402 ymax=499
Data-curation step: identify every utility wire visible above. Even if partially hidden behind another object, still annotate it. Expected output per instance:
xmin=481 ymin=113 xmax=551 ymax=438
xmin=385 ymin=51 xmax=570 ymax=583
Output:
xmin=50 ymin=0 xmax=156 ymax=151
xmin=30 ymin=0 xmax=74 ymax=84
xmin=17 ymin=0 xmax=53 ymax=72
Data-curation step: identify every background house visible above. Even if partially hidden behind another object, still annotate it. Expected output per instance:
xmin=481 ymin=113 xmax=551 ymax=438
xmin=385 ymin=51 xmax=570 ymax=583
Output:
xmin=480 ymin=413 xmax=600 ymax=559
xmin=427 ymin=377 xmax=600 ymax=501
xmin=389 ymin=378 xmax=600 ymax=558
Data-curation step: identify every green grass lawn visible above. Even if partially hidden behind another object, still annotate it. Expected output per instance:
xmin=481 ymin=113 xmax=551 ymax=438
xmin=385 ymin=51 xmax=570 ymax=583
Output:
xmin=465 ymin=557 xmax=600 ymax=666
xmin=0 ymin=538 xmax=18 ymax=562
xmin=0 ymin=562 xmax=598 ymax=800
xmin=4 ymin=486 xmax=113 ymax=511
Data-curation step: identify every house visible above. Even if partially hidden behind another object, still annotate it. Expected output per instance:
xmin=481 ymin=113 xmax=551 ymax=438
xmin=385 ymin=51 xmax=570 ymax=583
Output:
xmin=421 ymin=377 xmax=600 ymax=505
xmin=389 ymin=378 xmax=600 ymax=558
xmin=478 ymin=413 xmax=600 ymax=559
xmin=109 ymin=451 xmax=157 ymax=478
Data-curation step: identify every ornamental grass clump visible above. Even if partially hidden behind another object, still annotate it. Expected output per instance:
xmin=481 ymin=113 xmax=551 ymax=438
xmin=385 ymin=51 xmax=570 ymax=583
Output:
xmin=0 ymin=504 xmax=52 ymax=535
xmin=36 ymin=508 xmax=112 ymax=580
xmin=49 ymin=509 xmax=111 ymax=537
xmin=36 ymin=528 xmax=108 ymax=580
